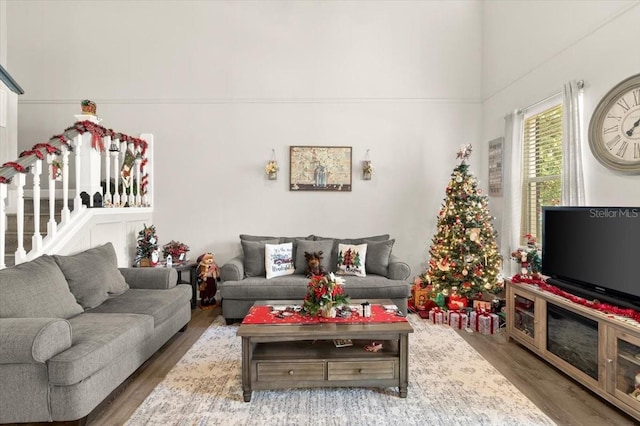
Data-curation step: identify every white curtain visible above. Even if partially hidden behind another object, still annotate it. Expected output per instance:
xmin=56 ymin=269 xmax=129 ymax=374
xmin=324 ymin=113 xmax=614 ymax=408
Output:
xmin=501 ymin=110 xmax=524 ymax=276
xmin=561 ymin=80 xmax=586 ymax=206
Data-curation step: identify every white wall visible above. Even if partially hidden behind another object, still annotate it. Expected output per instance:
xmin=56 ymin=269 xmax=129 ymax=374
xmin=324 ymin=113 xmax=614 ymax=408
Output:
xmin=6 ymin=1 xmax=483 ymax=276
xmin=482 ymin=0 xmax=640 ymax=232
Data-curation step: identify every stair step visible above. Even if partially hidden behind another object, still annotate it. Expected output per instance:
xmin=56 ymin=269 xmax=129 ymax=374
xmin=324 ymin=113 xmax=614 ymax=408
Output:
xmin=6 ymin=213 xmax=61 ymax=232
xmin=22 ymin=199 xmax=73 ymax=214
xmin=4 ymin=232 xmax=34 ymax=253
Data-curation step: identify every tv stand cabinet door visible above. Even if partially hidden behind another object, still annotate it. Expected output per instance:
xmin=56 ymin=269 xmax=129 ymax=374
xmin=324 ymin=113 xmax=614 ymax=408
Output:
xmin=607 ymin=328 xmax=640 ymax=414
xmin=507 ymin=282 xmax=543 ymax=351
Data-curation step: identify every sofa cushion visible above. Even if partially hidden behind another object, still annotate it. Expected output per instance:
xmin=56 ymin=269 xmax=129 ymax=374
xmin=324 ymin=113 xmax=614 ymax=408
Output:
xmin=53 ymin=243 xmax=129 ymax=309
xmin=265 ymin=243 xmax=295 ymax=279
xmin=365 ymin=239 xmax=395 ymax=277
xmin=0 ymin=255 xmax=83 ymax=319
xmin=89 ymin=285 xmax=191 ymax=327
xmin=241 ymin=239 xmax=279 ymax=277
xmin=336 ymin=243 xmax=367 ymax=277
xmin=48 ymin=313 xmax=153 ymax=385
xmin=220 ymin=275 xmax=410 ymax=300
xmin=294 ymin=239 xmax=334 ymax=274
xmin=221 ymin=276 xmax=310 ymax=300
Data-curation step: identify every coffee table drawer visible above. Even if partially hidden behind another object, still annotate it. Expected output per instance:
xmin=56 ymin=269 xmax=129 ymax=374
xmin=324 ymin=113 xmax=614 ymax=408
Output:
xmin=327 ymin=360 xmax=397 ymax=381
xmin=256 ymin=361 xmax=325 ymax=382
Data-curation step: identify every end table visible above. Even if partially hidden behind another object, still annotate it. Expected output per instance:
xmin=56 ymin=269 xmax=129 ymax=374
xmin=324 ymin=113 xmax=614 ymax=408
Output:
xmin=170 ymin=261 xmax=198 ymax=309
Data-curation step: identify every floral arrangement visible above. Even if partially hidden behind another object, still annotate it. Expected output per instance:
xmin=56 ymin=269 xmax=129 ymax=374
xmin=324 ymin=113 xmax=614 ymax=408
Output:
xmin=511 ymin=234 xmax=542 ymax=277
xmin=265 ymin=160 xmax=279 ymax=175
xmin=162 ymin=240 xmax=190 ymax=260
xmin=303 ymin=273 xmax=350 ymax=316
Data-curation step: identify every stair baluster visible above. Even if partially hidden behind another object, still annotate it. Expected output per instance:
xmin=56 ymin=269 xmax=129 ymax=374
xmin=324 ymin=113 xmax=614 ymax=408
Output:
xmin=30 ymin=159 xmax=43 ymax=252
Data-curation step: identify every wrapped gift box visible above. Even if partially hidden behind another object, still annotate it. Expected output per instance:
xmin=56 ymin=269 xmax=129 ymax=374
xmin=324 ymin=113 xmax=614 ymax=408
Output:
xmin=448 ymin=310 xmax=468 ymax=329
xmin=448 ymin=294 xmax=468 ymax=310
xmin=428 ymin=308 xmax=445 ymax=325
xmin=470 ymin=310 xmax=499 ymax=335
xmin=412 ymin=286 xmax=431 ymax=309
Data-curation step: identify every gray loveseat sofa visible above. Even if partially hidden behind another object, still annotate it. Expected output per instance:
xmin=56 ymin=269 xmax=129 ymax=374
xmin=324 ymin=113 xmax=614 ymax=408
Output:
xmin=0 ymin=243 xmax=191 ymax=424
xmin=220 ymin=234 xmax=411 ymax=323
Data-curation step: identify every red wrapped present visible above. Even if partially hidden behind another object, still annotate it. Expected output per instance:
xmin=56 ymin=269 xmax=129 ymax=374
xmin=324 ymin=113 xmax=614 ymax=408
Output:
xmin=428 ymin=307 xmax=444 ymax=325
xmin=448 ymin=294 xmax=468 ymax=310
xmin=448 ymin=310 xmax=468 ymax=330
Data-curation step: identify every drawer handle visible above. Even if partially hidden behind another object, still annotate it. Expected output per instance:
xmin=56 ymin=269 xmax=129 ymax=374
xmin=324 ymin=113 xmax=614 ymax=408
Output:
xmin=288 ymin=370 xmax=294 ymax=375
xmin=359 ymin=369 xmax=365 ymax=374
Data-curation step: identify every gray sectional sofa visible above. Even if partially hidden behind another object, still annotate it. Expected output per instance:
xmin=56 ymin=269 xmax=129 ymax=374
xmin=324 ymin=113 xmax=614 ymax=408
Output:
xmin=220 ymin=234 xmax=411 ymax=322
xmin=0 ymin=243 xmax=191 ymax=424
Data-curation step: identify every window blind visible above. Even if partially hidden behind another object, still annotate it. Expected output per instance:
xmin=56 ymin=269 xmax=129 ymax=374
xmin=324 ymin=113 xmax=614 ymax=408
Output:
xmin=521 ymin=104 xmax=563 ymax=241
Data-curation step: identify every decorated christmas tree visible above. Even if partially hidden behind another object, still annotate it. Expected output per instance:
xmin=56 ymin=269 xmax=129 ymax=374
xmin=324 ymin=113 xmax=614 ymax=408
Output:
xmin=415 ymin=145 xmax=503 ymax=301
xmin=134 ymin=224 xmax=159 ymax=266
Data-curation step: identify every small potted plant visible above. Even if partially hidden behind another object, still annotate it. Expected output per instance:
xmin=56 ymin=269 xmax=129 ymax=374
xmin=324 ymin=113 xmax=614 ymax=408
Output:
xmin=162 ymin=240 xmax=190 ymax=262
xmin=81 ymin=99 xmax=97 ymax=115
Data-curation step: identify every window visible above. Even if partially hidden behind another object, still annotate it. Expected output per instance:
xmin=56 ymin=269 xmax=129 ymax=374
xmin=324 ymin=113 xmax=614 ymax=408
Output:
xmin=521 ymin=102 xmax=563 ymax=242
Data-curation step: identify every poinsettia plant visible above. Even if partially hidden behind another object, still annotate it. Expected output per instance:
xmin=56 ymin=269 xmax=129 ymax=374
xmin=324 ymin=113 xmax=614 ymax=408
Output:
xmin=302 ymin=273 xmax=350 ymax=316
xmin=162 ymin=240 xmax=190 ymax=260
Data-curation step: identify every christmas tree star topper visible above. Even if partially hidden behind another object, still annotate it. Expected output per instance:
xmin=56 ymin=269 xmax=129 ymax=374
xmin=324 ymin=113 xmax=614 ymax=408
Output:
xmin=456 ymin=144 xmax=473 ymax=162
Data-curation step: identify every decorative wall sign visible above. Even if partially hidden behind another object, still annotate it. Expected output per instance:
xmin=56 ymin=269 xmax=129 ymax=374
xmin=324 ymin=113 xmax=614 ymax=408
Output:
xmin=488 ymin=137 xmax=504 ymax=196
xmin=289 ymin=146 xmax=352 ymax=191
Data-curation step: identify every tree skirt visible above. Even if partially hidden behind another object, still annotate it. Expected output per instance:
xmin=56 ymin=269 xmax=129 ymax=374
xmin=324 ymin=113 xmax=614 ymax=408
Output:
xmin=125 ymin=315 xmax=556 ymax=426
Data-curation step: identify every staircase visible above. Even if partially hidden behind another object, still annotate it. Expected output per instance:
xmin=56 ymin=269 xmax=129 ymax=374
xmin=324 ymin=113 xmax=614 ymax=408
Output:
xmin=0 ymin=114 xmax=154 ymax=269
xmin=4 ymin=198 xmax=68 ymax=267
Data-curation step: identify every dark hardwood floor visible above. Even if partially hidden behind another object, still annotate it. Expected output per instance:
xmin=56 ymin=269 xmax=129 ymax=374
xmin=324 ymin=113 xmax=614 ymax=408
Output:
xmin=35 ymin=308 xmax=638 ymax=426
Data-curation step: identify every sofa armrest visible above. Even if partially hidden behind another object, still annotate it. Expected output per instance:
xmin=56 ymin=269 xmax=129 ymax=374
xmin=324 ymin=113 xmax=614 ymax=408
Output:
xmin=119 ymin=267 xmax=178 ymax=290
xmin=388 ymin=255 xmax=411 ymax=280
xmin=221 ymin=256 xmax=244 ymax=281
xmin=0 ymin=318 xmax=72 ymax=364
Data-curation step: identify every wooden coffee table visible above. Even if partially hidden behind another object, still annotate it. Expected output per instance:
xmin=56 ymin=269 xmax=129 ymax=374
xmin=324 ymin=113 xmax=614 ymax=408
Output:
xmin=236 ymin=299 xmax=413 ymax=402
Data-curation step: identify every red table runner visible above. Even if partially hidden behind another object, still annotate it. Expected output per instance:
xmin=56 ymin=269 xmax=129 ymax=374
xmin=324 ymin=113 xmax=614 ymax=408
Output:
xmin=241 ymin=304 xmax=408 ymax=325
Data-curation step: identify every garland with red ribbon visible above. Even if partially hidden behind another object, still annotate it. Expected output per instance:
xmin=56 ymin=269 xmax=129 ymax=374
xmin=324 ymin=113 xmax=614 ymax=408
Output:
xmin=33 ymin=143 xmax=62 ymax=155
xmin=511 ymin=274 xmax=640 ymax=323
xmin=52 ymin=134 xmax=72 ymax=150
xmin=2 ymin=121 xmax=150 ymax=198
xmin=1 ymin=162 xmax=26 ymax=173
xmin=19 ymin=149 xmax=44 ymax=160
xmin=0 ymin=161 xmax=28 ymax=183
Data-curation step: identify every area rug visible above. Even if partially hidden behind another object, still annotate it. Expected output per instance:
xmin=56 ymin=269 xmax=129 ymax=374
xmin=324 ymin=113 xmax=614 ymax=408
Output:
xmin=125 ymin=315 xmax=556 ymax=426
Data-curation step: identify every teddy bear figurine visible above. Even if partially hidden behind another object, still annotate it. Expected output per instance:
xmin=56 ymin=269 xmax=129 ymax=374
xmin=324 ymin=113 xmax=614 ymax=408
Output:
xmin=629 ymin=372 xmax=640 ymax=401
xmin=196 ymin=252 xmax=220 ymax=310
xmin=304 ymin=251 xmax=325 ymax=278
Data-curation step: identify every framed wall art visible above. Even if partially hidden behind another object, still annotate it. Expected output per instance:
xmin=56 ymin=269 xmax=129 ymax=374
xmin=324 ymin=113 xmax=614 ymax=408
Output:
xmin=488 ymin=137 xmax=504 ymax=197
xmin=289 ymin=146 xmax=352 ymax=191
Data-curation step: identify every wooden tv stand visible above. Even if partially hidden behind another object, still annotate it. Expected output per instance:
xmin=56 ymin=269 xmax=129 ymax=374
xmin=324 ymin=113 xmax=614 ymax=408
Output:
xmin=506 ymin=280 xmax=640 ymax=421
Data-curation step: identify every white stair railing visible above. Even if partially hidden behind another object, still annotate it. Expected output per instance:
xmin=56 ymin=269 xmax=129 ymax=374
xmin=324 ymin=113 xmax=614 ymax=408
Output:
xmin=0 ymin=116 xmax=153 ymax=269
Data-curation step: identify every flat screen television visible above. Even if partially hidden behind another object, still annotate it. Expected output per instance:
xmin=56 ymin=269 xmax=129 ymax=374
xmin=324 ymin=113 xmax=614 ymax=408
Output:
xmin=542 ymin=206 xmax=640 ymax=310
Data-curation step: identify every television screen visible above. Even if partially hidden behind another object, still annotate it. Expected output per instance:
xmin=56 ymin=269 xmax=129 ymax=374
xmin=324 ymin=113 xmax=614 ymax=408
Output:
xmin=542 ymin=207 xmax=640 ymax=305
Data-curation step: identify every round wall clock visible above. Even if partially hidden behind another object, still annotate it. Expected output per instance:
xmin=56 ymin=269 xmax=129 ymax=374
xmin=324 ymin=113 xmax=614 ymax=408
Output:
xmin=588 ymin=73 xmax=640 ymax=174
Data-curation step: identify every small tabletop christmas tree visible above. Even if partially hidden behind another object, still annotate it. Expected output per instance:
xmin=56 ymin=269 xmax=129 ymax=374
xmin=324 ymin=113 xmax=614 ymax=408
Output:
xmin=415 ymin=145 xmax=503 ymax=302
xmin=135 ymin=224 xmax=159 ymax=266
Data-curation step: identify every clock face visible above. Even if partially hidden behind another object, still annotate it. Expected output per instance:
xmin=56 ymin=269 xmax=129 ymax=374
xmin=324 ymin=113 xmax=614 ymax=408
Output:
xmin=588 ymin=73 xmax=640 ymax=174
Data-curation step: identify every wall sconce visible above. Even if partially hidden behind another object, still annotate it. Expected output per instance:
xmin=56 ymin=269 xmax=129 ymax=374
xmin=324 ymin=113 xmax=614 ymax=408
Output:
xmin=362 ymin=149 xmax=373 ymax=180
xmin=265 ymin=149 xmax=279 ymax=180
